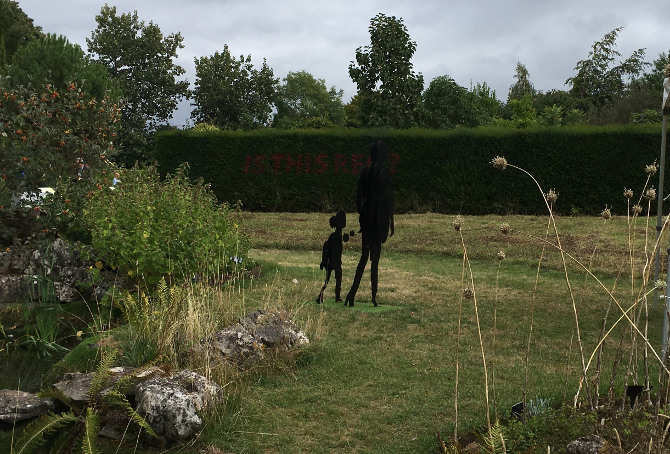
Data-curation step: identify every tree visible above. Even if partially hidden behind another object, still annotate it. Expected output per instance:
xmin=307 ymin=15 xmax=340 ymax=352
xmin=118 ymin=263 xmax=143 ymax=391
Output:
xmin=4 ymin=34 xmax=116 ymax=101
xmin=348 ymin=13 xmax=424 ymax=128
xmin=507 ymin=61 xmax=535 ymax=102
xmin=273 ymin=70 xmax=344 ymax=129
xmin=191 ymin=44 xmax=278 ymax=130
xmin=423 ymin=76 xmax=472 ymax=128
xmin=87 ymin=5 xmax=189 ymax=165
xmin=566 ymin=27 xmax=648 ymax=113
xmin=0 ymin=0 xmax=42 ymax=63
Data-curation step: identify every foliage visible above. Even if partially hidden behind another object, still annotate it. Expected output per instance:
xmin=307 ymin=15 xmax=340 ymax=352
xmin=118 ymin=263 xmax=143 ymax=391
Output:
xmin=507 ymin=61 xmax=535 ymax=102
xmin=423 ymin=75 xmax=472 ymax=129
xmin=631 ymin=108 xmax=661 ymax=124
xmin=0 ymin=76 xmax=120 ymax=242
xmin=191 ymin=44 xmax=278 ymax=130
xmin=422 ymin=75 xmax=499 ymax=128
xmin=273 ymin=70 xmax=345 ymax=129
xmin=348 ymin=13 xmax=424 ymax=128
xmin=508 ymin=94 xmax=537 ymax=128
xmin=87 ymin=5 xmax=189 ymax=165
xmin=3 ymin=33 xmax=118 ymax=102
xmin=566 ymin=27 xmax=648 ymax=113
xmin=153 ymin=125 xmax=660 ymax=216
xmin=12 ymin=350 xmax=157 ymax=454
xmin=0 ymin=0 xmax=42 ymax=63
xmin=84 ymin=165 xmax=249 ymax=287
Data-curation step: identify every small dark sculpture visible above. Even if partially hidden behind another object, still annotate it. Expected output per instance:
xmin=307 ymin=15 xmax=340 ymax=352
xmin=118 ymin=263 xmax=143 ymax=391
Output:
xmin=344 ymin=141 xmax=395 ymax=307
xmin=316 ymin=210 xmax=353 ymax=304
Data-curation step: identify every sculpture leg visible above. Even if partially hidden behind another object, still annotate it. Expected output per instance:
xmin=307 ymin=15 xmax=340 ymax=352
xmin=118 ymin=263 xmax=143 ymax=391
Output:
xmin=334 ymin=265 xmax=343 ymax=302
xmin=370 ymin=241 xmax=382 ymax=306
xmin=316 ymin=268 xmax=332 ymax=304
xmin=346 ymin=243 xmax=370 ymax=307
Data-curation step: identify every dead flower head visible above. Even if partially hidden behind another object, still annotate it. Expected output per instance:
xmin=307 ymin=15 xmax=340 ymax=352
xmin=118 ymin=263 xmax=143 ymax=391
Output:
xmin=601 ymin=206 xmax=612 ymax=220
xmin=463 ymin=287 xmax=474 ymax=299
xmin=646 ymin=162 xmax=658 ymax=176
xmin=497 ymin=250 xmax=506 ymax=261
xmin=645 ymin=187 xmax=657 ymax=201
xmin=545 ymin=188 xmax=558 ymax=205
xmin=632 ymin=204 xmax=643 ymax=215
xmin=656 ymin=279 xmax=667 ymax=291
xmin=499 ymin=222 xmax=511 ymax=234
xmin=453 ymin=215 xmax=464 ymax=231
xmin=623 ymin=188 xmax=633 ymax=199
xmin=491 ymin=156 xmax=507 ymax=170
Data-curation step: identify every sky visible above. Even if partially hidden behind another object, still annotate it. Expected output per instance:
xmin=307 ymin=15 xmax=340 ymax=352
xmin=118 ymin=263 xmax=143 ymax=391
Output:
xmin=15 ymin=0 xmax=669 ymax=126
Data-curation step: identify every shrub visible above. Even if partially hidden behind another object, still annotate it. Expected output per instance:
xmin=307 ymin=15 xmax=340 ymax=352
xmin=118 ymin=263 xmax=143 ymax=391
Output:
xmin=84 ymin=165 xmax=249 ymax=287
xmin=0 ymin=76 xmax=121 ymax=242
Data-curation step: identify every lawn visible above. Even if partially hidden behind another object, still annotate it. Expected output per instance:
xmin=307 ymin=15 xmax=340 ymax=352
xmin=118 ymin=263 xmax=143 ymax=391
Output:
xmin=193 ymin=212 xmax=668 ymax=453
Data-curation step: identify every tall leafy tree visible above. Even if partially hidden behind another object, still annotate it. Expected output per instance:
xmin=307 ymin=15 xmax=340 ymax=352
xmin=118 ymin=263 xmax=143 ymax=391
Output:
xmin=507 ymin=61 xmax=535 ymax=102
xmin=0 ymin=0 xmax=42 ymax=63
xmin=566 ymin=27 xmax=648 ymax=113
xmin=191 ymin=44 xmax=278 ymax=130
xmin=87 ymin=5 xmax=189 ymax=164
xmin=348 ymin=13 xmax=424 ymax=128
xmin=273 ymin=70 xmax=344 ymax=129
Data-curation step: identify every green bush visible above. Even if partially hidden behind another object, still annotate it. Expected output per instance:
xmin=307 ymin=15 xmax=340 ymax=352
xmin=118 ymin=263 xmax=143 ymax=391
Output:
xmin=84 ymin=165 xmax=249 ymax=287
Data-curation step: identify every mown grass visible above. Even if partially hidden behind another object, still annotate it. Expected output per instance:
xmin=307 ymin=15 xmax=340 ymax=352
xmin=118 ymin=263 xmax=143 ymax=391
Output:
xmin=192 ymin=212 xmax=668 ymax=453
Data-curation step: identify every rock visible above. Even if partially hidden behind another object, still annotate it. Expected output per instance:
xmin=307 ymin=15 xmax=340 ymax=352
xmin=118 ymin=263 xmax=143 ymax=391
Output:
xmin=0 ymin=275 xmax=27 ymax=303
xmin=0 ymin=390 xmax=55 ymax=423
xmin=135 ymin=370 xmax=220 ymax=444
xmin=53 ymin=371 xmax=94 ymax=403
xmin=567 ymin=434 xmax=619 ymax=454
xmin=53 ymin=367 xmax=141 ymax=403
xmin=208 ymin=308 xmax=309 ymax=365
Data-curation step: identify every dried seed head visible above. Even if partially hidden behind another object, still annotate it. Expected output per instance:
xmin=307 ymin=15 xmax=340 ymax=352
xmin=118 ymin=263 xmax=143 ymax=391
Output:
xmin=491 ymin=156 xmax=507 ymax=170
xmin=601 ymin=207 xmax=612 ymax=220
xmin=645 ymin=187 xmax=657 ymax=201
xmin=463 ymin=287 xmax=474 ymax=299
xmin=623 ymin=188 xmax=633 ymax=199
xmin=646 ymin=162 xmax=658 ymax=176
xmin=499 ymin=222 xmax=511 ymax=234
xmin=665 ymin=64 xmax=670 ymax=79
xmin=656 ymin=279 xmax=667 ymax=291
xmin=453 ymin=216 xmax=463 ymax=231
xmin=633 ymin=204 xmax=643 ymax=215
xmin=545 ymin=188 xmax=558 ymax=205
xmin=497 ymin=250 xmax=506 ymax=261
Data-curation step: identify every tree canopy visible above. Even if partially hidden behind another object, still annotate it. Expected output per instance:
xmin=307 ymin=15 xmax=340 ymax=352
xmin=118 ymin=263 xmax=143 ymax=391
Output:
xmin=0 ymin=0 xmax=42 ymax=64
xmin=87 ymin=5 xmax=189 ymax=164
xmin=191 ymin=44 xmax=278 ymax=130
xmin=348 ymin=13 xmax=424 ymax=128
xmin=273 ymin=70 xmax=345 ymax=129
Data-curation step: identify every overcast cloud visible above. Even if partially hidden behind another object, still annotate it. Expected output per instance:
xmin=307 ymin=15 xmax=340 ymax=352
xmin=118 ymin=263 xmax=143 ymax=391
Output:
xmin=15 ymin=0 xmax=669 ymax=126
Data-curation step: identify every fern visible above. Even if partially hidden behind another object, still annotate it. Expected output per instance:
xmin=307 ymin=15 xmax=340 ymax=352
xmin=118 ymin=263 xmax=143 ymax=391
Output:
xmin=13 ymin=412 xmax=78 ymax=454
xmin=101 ymin=390 xmax=158 ymax=438
xmin=87 ymin=349 xmax=118 ymax=400
xmin=37 ymin=387 xmax=73 ymax=408
xmin=81 ymin=407 xmax=100 ymax=454
xmin=483 ymin=420 xmax=507 ymax=454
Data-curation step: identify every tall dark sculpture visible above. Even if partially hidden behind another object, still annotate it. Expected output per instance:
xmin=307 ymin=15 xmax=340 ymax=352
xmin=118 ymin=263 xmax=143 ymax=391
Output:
xmin=345 ymin=141 xmax=394 ymax=307
xmin=316 ymin=209 xmax=352 ymax=304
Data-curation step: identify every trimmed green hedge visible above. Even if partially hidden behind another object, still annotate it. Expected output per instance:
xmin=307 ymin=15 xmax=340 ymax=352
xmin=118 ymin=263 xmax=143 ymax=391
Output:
xmin=153 ymin=125 xmax=663 ymax=215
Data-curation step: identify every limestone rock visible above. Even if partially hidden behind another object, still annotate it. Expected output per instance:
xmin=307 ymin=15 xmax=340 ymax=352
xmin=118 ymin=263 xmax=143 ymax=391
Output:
xmin=0 ymin=389 xmax=55 ymax=423
xmin=209 ymin=308 xmax=309 ymax=364
xmin=135 ymin=370 xmax=220 ymax=444
xmin=567 ymin=434 xmax=619 ymax=454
